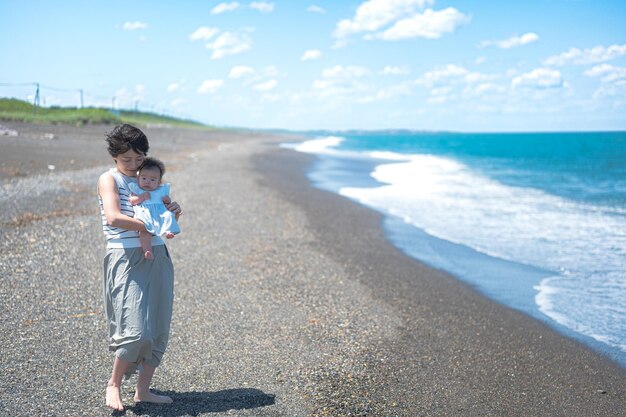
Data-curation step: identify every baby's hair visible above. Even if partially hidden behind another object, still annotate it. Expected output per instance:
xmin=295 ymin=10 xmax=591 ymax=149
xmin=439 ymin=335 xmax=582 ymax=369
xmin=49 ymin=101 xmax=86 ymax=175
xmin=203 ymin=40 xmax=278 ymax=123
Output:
xmin=139 ymin=157 xmax=166 ymax=180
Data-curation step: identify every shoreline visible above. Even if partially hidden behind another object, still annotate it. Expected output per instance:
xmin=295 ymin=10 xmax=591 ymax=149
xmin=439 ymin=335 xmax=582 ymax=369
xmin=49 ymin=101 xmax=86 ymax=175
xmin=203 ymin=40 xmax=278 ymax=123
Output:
xmin=382 ymin=214 xmax=626 ymax=368
xmin=283 ymin=135 xmax=626 ymax=369
xmin=253 ymin=144 xmax=626 ymax=415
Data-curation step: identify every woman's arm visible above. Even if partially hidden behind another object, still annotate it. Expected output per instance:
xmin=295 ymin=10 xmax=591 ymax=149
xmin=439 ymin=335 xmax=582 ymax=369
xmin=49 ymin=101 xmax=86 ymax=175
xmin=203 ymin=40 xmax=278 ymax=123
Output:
xmin=98 ymin=172 xmax=147 ymax=232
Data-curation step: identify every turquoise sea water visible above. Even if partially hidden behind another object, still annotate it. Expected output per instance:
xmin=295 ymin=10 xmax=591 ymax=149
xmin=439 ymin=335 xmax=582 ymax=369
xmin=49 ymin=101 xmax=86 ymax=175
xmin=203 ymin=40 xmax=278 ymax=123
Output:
xmin=283 ymin=131 xmax=626 ymax=367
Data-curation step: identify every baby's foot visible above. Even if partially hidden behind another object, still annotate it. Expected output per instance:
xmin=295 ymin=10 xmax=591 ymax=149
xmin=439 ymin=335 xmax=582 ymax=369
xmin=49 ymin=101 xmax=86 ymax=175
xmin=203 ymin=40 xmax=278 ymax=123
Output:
xmin=144 ymin=250 xmax=154 ymax=260
xmin=106 ymin=384 xmax=125 ymax=411
xmin=165 ymin=232 xmax=175 ymax=239
xmin=134 ymin=390 xmax=173 ymax=404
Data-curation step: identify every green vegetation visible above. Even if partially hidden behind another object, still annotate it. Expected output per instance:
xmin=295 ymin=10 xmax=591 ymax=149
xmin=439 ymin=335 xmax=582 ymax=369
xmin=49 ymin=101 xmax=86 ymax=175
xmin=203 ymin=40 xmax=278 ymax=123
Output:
xmin=0 ymin=97 xmax=209 ymax=129
xmin=118 ymin=110 xmax=207 ymax=129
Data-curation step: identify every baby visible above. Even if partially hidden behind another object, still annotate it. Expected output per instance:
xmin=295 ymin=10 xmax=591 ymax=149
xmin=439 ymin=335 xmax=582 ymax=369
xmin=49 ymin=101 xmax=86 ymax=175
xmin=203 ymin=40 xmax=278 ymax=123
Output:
xmin=129 ymin=157 xmax=181 ymax=259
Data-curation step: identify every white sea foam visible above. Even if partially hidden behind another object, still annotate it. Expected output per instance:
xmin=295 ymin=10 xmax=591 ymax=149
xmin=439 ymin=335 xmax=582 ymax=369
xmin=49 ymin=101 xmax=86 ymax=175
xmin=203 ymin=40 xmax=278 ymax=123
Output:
xmin=284 ymin=136 xmax=383 ymax=161
xmin=284 ymin=136 xmax=344 ymax=154
xmin=289 ymin=137 xmax=626 ymax=354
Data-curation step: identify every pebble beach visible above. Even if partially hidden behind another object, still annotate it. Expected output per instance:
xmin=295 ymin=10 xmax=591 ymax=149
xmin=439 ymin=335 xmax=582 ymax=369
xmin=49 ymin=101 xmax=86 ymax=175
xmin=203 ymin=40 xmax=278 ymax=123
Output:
xmin=0 ymin=122 xmax=624 ymax=416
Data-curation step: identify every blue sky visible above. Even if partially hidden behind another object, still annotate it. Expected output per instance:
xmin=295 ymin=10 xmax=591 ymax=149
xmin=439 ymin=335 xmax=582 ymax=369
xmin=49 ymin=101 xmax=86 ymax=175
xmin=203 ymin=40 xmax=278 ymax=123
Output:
xmin=1 ymin=0 xmax=625 ymax=131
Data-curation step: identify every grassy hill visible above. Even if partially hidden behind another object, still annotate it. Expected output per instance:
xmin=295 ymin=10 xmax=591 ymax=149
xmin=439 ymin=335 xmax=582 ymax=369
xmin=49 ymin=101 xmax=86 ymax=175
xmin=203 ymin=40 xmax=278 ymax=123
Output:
xmin=0 ymin=97 xmax=209 ymax=129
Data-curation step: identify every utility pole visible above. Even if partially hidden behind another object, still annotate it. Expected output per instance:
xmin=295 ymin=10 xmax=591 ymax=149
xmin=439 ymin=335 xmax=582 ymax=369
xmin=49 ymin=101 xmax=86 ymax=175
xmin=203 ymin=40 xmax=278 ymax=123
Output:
xmin=111 ymin=97 xmax=116 ymax=110
xmin=79 ymin=89 xmax=84 ymax=108
xmin=33 ymin=82 xmax=40 ymax=113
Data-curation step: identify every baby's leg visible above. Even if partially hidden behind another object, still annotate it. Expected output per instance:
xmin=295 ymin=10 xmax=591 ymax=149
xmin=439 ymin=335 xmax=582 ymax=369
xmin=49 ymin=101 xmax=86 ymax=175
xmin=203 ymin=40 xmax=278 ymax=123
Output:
xmin=139 ymin=231 xmax=154 ymax=260
xmin=165 ymin=232 xmax=175 ymax=239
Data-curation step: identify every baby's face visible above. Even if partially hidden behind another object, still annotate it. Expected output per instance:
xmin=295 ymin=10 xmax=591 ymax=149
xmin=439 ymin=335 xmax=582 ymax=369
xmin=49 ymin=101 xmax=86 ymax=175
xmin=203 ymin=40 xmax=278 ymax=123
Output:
xmin=138 ymin=167 xmax=161 ymax=191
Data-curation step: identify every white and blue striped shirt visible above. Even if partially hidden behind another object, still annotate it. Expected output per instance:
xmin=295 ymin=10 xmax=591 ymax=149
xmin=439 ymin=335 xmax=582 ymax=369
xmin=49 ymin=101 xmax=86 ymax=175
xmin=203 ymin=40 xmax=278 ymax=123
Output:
xmin=99 ymin=168 xmax=164 ymax=249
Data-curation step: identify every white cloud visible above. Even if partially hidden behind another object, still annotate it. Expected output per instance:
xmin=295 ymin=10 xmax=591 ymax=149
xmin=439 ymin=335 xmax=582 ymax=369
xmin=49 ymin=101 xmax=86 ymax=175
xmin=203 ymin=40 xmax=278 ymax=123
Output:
xmin=591 ymin=83 xmax=626 ymax=100
xmin=167 ymin=79 xmax=187 ymax=93
xmin=312 ymin=80 xmax=333 ymax=90
xmin=312 ymin=79 xmax=371 ymax=99
xmin=511 ymin=68 xmax=563 ymax=89
xmin=250 ymin=2 xmax=274 ymax=13
xmin=506 ymin=68 xmax=519 ymax=78
xmin=198 ymin=79 xmax=224 ymax=94
xmin=415 ymin=64 xmax=487 ymax=87
xmin=412 ymin=65 xmax=503 ymax=105
xmin=584 ymin=64 xmax=626 ymax=83
xmin=332 ymin=0 xmax=467 ymax=44
xmin=229 ymin=65 xmax=255 ymax=78
xmin=479 ymin=32 xmax=539 ymax=49
xmin=432 ymin=96 xmax=456 ymax=105
xmin=475 ymin=56 xmax=487 ymax=65
xmin=211 ymin=2 xmax=240 ymax=14
xmin=261 ymin=93 xmax=281 ymax=102
xmin=206 ymin=31 xmax=253 ymax=59
xmin=369 ymin=7 xmax=469 ymax=41
xmin=359 ymin=83 xmax=412 ymax=102
xmin=189 ymin=27 xmax=219 ymax=41
xmin=463 ymin=82 xmax=507 ymax=97
xmin=334 ymin=0 xmax=434 ymax=39
xmin=262 ymin=65 xmax=280 ymax=77
xmin=312 ymin=66 xmax=372 ymax=99
xmin=123 ymin=21 xmax=147 ymax=30
xmin=253 ymin=79 xmax=278 ymax=91
xmin=301 ymin=49 xmax=322 ymax=61
xmin=380 ymin=66 xmax=409 ymax=75
xmin=113 ymin=85 xmax=145 ymax=107
xmin=170 ymin=98 xmax=187 ymax=107
xmin=307 ymin=5 xmax=326 ymax=14
xmin=322 ymin=65 xmax=370 ymax=78
xmin=430 ymin=86 xmax=452 ymax=96
xmin=544 ymin=43 xmax=626 ymax=66
xmin=585 ymin=64 xmax=626 ymax=104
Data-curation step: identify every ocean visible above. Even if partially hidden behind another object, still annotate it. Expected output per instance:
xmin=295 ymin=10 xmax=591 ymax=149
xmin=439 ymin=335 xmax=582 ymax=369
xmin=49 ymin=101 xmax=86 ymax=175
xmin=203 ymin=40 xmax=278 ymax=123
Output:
xmin=282 ymin=131 xmax=626 ymax=367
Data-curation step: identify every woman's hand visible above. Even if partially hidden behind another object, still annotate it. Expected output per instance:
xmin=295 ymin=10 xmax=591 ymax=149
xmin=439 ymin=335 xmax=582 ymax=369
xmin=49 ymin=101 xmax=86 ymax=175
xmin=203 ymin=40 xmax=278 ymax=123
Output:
xmin=165 ymin=199 xmax=182 ymax=220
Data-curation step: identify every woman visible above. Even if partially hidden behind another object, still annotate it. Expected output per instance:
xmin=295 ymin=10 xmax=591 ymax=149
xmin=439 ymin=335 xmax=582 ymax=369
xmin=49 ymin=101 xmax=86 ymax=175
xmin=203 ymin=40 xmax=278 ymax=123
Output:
xmin=97 ymin=124 xmax=181 ymax=411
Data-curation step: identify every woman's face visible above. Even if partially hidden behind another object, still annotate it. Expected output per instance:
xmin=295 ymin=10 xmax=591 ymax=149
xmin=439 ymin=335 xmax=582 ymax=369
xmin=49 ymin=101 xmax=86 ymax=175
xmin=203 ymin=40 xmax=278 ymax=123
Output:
xmin=114 ymin=149 xmax=145 ymax=177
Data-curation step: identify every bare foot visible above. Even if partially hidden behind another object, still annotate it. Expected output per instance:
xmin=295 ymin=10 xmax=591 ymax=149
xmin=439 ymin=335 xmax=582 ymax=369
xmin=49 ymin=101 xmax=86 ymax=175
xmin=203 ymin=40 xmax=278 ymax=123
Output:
xmin=106 ymin=384 xmax=125 ymax=411
xmin=134 ymin=390 xmax=173 ymax=404
xmin=144 ymin=250 xmax=154 ymax=260
xmin=165 ymin=232 xmax=175 ymax=239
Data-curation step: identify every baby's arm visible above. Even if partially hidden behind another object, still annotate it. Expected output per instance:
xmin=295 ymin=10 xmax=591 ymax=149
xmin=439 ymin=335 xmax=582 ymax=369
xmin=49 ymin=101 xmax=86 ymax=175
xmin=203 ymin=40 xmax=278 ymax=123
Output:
xmin=130 ymin=192 xmax=150 ymax=205
xmin=128 ymin=182 xmax=150 ymax=205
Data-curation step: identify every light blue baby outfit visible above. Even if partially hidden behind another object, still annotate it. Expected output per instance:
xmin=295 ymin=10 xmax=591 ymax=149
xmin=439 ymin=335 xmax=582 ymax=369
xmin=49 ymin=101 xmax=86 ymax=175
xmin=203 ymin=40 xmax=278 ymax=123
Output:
xmin=129 ymin=182 xmax=181 ymax=237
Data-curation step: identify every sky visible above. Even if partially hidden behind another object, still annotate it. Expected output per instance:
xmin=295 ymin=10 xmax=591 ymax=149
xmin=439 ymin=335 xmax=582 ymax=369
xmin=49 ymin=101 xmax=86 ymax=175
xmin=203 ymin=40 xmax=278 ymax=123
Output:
xmin=1 ymin=0 xmax=625 ymax=132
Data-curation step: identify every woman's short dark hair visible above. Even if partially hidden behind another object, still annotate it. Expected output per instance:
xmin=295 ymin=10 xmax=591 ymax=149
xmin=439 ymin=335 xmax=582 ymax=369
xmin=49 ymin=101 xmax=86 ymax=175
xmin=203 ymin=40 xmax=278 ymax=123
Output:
xmin=105 ymin=124 xmax=149 ymax=157
xmin=139 ymin=157 xmax=166 ymax=179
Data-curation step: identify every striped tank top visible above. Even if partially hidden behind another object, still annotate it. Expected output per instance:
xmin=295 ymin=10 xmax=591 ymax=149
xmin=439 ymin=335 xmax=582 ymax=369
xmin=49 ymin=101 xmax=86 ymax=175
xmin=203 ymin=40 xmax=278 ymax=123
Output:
xmin=99 ymin=168 xmax=164 ymax=249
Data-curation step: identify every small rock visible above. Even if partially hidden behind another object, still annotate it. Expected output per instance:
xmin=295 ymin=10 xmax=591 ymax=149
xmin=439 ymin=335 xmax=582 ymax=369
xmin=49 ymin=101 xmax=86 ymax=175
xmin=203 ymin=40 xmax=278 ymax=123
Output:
xmin=0 ymin=125 xmax=18 ymax=137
